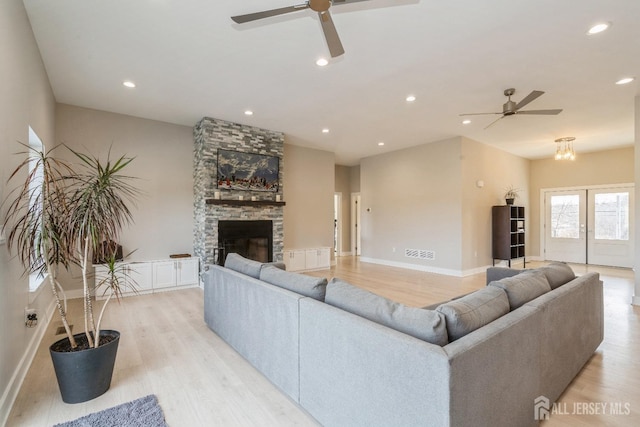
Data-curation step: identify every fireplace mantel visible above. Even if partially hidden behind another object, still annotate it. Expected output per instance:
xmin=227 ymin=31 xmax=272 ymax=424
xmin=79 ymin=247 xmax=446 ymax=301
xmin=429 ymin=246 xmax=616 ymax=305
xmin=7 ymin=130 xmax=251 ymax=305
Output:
xmin=205 ymin=199 xmax=286 ymax=207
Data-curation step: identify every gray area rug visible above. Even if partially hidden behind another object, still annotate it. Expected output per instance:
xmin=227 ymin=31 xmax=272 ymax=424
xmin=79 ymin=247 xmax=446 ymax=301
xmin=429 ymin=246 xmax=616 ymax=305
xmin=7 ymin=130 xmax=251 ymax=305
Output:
xmin=53 ymin=394 xmax=168 ymax=427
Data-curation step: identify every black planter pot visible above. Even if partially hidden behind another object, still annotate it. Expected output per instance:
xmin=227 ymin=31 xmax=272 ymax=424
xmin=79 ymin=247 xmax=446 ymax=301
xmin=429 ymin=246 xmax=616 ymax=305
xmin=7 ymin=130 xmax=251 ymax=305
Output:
xmin=505 ymin=198 xmax=515 ymax=205
xmin=49 ymin=330 xmax=120 ymax=404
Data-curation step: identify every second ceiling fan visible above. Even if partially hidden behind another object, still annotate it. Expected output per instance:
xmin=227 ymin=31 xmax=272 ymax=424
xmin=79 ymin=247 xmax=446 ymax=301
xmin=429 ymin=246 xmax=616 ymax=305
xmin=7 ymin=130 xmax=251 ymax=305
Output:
xmin=231 ymin=0 xmax=374 ymax=58
xmin=460 ymin=88 xmax=563 ymax=129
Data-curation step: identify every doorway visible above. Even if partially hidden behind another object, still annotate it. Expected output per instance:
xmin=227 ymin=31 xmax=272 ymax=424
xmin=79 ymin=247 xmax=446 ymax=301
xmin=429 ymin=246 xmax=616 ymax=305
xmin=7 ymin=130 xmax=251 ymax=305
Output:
xmin=351 ymin=193 xmax=361 ymax=256
xmin=543 ymin=185 xmax=634 ymax=268
xmin=334 ymin=193 xmax=342 ymax=256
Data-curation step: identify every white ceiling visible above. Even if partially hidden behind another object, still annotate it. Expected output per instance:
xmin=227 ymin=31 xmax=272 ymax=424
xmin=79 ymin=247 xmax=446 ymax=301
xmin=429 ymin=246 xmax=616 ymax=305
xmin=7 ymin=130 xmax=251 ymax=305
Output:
xmin=23 ymin=0 xmax=640 ymax=165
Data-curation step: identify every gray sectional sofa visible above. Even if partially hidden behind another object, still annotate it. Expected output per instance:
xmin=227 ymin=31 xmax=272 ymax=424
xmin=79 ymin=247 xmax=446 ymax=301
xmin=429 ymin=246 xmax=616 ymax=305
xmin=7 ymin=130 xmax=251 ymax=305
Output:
xmin=203 ymin=254 xmax=604 ymax=427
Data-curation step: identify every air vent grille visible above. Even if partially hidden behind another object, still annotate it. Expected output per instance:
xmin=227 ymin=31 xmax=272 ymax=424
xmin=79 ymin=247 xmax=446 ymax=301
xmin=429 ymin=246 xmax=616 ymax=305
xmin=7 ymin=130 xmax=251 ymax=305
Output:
xmin=404 ymin=249 xmax=435 ymax=260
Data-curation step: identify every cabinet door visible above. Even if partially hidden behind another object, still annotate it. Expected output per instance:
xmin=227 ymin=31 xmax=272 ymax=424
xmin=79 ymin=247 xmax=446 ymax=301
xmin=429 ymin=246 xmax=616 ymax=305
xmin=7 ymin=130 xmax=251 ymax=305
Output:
xmin=176 ymin=258 xmax=199 ymax=286
xmin=94 ymin=264 xmax=128 ymax=300
xmin=284 ymin=250 xmax=306 ymax=271
xmin=126 ymin=262 xmax=153 ymax=293
xmin=317 ymin=247 xmax=331 ymax=269
xmin=153 ymin=261 xmax=177 ymax=289
xmin=305 ymin=249 xmax=319 ymax=270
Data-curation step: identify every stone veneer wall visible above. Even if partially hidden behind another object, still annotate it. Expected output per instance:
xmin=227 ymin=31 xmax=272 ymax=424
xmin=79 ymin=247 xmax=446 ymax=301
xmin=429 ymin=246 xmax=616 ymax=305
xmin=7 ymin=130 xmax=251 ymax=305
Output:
xmin=194 ymin=117 xmax=285 ymax=265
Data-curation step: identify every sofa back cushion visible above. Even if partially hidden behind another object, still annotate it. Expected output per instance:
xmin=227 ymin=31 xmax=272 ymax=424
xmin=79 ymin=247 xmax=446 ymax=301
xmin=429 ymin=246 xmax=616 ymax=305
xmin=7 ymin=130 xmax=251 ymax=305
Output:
xmin=488 ymin=270 xmax=552 ymax=310
xmin=224 ymin=253 xmax=263 ymax=278
xmin=539 ymin=262 xmax=575 ymax=289
xmin=436 ymin=287 xmax=509 ymax=341
xmin=260 ymin=266 xmax=328 ymax=301
xmin=324 ymin=278 xmax=448 ymax=346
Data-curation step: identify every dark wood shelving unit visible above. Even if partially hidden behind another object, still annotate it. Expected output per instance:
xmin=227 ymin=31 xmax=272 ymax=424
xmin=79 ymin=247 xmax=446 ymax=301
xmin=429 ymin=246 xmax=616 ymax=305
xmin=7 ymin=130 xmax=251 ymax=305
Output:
xmin=492 ymin=205 xmax=525 ymax=267
xmin=205 ymin=199 xmax=286 ymax=207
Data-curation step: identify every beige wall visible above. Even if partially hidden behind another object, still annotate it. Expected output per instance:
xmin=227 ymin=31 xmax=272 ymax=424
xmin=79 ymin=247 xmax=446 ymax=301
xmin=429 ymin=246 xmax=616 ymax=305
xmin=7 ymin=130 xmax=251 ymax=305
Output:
xmin=361 ymin=137 xmax=464 ymax=272
xmin=360 ymin=137 xmax=530 ymax=275
xmin=55 ymin=104 xmax=195 ymax=270
xmin=335 ymin=165 xmax=350 ymax=254
xmin=283 ymin=144 xmax=335 ymax=251
xmin=0 ymin=0 xmax=57 ymax=420
xmin=460 ymin=137 xmax=530 ymax=270
xmin=529 ymin=147 xmax=634 ymax=257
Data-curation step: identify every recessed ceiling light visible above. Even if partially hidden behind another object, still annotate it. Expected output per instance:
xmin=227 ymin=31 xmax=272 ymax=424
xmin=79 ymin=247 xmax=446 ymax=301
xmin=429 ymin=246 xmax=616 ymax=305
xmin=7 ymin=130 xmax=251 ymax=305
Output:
xmin=406 ymin=95 xmax=416 ymax=102
xmin=322 ymin=128 xmax=330 ymax=134
xmin=587 ymin=22 xmax=610 ymax=35
xmin=316 ymin=58 xmax=329 ymax=67
xmin=244 ymin=110 xmax=253 ymax=116
xmin=615 ymin=77 xmax=635 ymax=85
xmin=378 ymin=142 xmax=385 ymax=146
xmin=462 ymin=119 xmax=471 ymax=125
xmin=122 ymin=81 xmax=136 ymax=88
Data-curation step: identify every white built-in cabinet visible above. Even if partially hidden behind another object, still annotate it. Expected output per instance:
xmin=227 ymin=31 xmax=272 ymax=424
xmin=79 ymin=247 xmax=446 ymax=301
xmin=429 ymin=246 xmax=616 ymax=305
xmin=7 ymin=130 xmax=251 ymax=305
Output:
xmin=283 ymin=247 xmax=331 ymax=272
xmin=94 ymin=258 xmax=199 ymax=299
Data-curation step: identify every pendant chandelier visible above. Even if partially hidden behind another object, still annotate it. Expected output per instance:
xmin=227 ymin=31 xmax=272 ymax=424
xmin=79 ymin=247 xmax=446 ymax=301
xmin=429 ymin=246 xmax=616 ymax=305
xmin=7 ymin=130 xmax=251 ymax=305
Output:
xmin=554 ymin=137 xmax=576 ymax=161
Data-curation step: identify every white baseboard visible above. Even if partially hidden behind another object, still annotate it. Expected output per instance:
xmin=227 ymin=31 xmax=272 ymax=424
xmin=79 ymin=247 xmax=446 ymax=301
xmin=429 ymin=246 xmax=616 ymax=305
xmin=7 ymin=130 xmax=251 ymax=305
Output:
xmin=64 ymin=288 xmax=85 ymax=299
xmin=0 ymin=297 xmax=57 ymax=426
xmin=360 ymin=257 xmax=499 ymax=278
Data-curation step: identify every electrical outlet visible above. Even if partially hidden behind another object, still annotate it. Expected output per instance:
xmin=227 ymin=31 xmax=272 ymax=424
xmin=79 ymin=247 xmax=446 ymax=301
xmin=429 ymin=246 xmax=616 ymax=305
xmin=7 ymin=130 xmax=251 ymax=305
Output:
xmin=25 ymin=308 xmax=38 ymax=328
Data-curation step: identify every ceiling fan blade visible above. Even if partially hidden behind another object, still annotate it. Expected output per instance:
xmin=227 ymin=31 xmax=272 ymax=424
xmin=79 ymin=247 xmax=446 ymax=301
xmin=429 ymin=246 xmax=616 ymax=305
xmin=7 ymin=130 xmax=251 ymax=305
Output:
xmin=484 ymin=116 xmax=504 ymax=129
xmin=319 ymin=11 xmax=345 ymax=57
xmin=231 ymin=4 xmax=309 ymax=24
xmin=459 ymin=112 xmax=502 ymax=116
xmin=514 ymin=90 xmax=544 ymax=110
xmin=332 ymin=0 xmax=376 ymax=5
xmin=517 ymin=109 xmax=563 ymax=115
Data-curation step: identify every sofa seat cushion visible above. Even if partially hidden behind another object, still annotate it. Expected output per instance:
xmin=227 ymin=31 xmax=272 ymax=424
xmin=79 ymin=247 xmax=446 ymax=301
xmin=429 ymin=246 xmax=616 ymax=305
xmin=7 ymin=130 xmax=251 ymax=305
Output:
xmin=224 ymin=253 xmax=264 ymax=278
xmin=325 ymin=278 xmax=449 ymax=346
xmin=260 ymin=266 xmax=328 ymax=301
xmin=539 ymin=262 xmax=576 ymax=289
xmin=436 ymin=287 xmax=509 ymax=341
xmin=488 ymin=269 xmax=552 ymax=310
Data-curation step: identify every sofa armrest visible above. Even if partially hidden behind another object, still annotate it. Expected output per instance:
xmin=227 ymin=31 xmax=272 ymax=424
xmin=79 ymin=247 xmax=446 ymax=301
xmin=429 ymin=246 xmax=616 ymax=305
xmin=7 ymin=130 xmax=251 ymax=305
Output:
xmin=443 ymin=305 xmax=542 ymax=427
xmin=524 ymin=272 xmax=603 ymax=402
xmin=203 ymin=265 xmax=304 ymax=401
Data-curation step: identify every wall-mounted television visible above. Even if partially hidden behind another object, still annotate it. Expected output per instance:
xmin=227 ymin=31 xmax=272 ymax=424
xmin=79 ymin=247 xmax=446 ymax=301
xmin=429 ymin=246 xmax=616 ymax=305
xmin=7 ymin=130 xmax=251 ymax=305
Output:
xmin=216 ymin=149 xmax=279 ymax=192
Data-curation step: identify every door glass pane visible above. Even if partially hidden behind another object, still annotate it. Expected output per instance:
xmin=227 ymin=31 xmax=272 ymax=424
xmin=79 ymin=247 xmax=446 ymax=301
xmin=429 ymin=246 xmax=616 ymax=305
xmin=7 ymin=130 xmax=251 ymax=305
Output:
xmin=550 ymin=195 xmax=580 ymax=238
xmin=594 ymin=192 xmax=629 ymax=240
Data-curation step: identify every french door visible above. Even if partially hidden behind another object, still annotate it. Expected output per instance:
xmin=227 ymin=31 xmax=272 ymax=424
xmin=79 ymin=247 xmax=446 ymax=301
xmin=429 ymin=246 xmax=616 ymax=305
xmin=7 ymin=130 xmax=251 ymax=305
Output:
xmin=544 ymin=186 xmax=634 ymax=268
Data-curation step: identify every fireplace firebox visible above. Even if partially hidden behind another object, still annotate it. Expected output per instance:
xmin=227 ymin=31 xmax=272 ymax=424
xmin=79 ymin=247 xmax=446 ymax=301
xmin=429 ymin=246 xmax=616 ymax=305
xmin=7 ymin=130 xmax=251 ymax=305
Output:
xmin=217 ymin=220 xmax=273 ymax=265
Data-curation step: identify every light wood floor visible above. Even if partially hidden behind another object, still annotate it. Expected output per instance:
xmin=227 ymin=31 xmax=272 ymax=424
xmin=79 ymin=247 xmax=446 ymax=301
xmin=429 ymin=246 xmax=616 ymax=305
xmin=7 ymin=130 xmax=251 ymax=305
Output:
xmin=6 ymin=257 xmax=639 ymax=426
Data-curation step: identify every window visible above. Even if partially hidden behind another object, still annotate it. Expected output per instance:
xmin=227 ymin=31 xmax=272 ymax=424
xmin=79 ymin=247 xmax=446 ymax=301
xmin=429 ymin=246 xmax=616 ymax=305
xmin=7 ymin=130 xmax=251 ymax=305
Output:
xmin=550 ymin=194 xmax=580 ymax=238
xmin=28 ymin=127 xmax=46 ymax=292
xmin=594 ymin=192 xmax=629 ymax=240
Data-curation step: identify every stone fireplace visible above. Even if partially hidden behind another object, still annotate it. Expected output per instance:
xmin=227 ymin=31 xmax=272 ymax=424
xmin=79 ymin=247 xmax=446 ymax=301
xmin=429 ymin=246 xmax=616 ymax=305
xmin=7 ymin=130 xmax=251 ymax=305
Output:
xmin=193 ymin=117 xmax=284 ymax=266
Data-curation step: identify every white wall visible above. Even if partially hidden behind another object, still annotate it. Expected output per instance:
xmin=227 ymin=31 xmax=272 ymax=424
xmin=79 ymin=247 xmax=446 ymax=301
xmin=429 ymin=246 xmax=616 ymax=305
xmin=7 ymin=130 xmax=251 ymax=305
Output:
xmin=634 ymin=96 xmax=640 ymax=306
xmin=0 ymin=0 xmax=57 ymax=421
xmin=55 ymin=104 xmax=194 ymax=289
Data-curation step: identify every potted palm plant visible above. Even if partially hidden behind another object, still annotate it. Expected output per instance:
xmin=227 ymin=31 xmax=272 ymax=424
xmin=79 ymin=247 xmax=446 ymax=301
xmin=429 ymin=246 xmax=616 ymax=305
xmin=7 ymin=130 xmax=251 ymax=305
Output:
xmin=2 ymin=143 xmax=140 ymax=403
xmin=504 ymin=185 xmax=520 ymax=205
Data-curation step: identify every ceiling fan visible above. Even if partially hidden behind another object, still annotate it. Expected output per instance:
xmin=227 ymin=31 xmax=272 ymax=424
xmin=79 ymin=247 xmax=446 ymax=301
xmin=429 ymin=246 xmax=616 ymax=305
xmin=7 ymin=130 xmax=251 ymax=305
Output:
xmin=231 ymin=0 xmax=374 ymax=58
xmin=460 ymin=88 xmax=563 ymax=129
